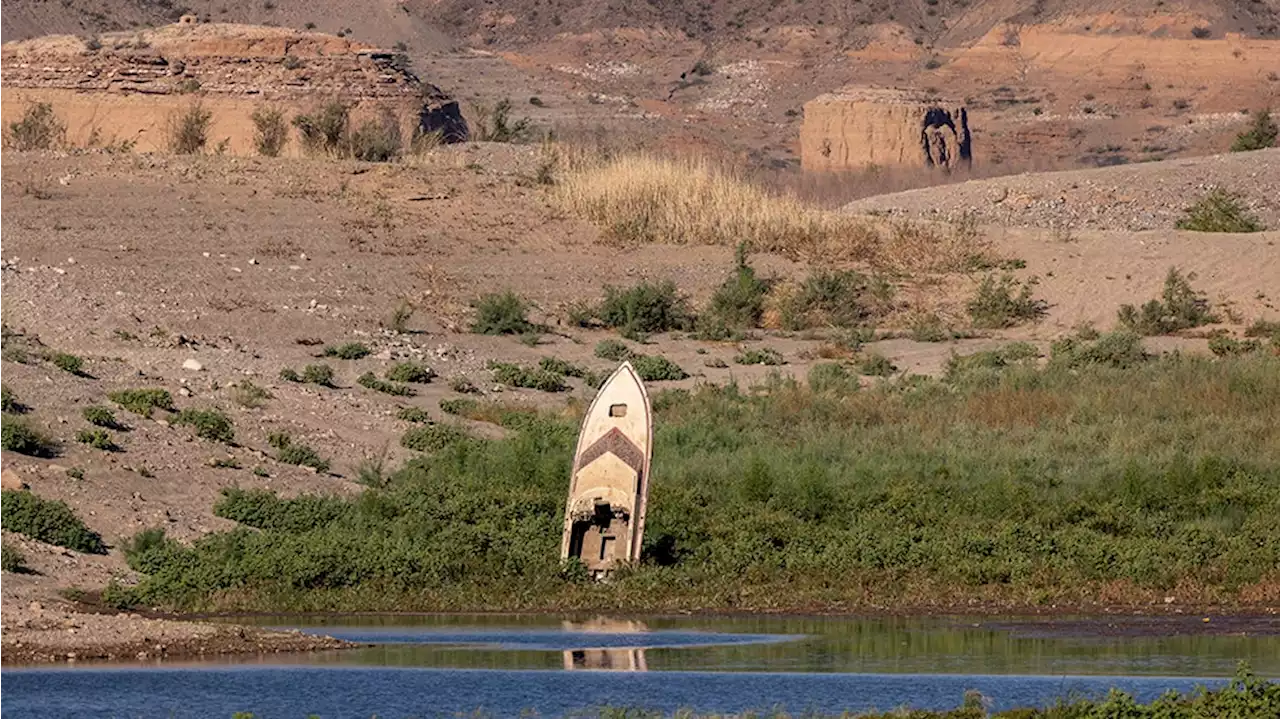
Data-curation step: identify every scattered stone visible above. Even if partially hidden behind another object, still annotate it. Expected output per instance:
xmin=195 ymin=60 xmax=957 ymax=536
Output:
xmin=182 ymin=359 xmax=204 ymax=371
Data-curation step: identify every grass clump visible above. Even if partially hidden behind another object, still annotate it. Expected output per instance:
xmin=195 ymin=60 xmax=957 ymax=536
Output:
xmin=358 ymin=372 xmax=415 ymax=396
xmin=1 ymin=541 xmax=29 ymax=573
xmin=293 ymin=101 xmax=349 ymax=155
xmin=75 ymin=428 xmax=120 ymax=452
xmin=1208 ymin=334 xmax=1264 ymax=357
xmin=267 ymin=432 xmax=330 ymax=473
xmin=51 ymin=352 xmax=85 ymax=375
xmin=1230 ymin=108 xmax=1277 ymax=152
xmin=251 ymin=105 xmax=289 ymax=157
xmin=1176 ymin=189 xmax=1265 ymax=232
xmin=698 ymin=244 xmax=770 ymax=339
xmin=734 ymin=348 xmax=784 ymax=366
xmin=594 ymin=339 xmax=635 ymax=362
xmin=438 ymin=398 xmax=479 ymax=417
xmin=471 ymin=291 xmax=536 ymax=335
xmin=82 ymin=405 xmax=124 ymax=429
xmin=386 ymin=302 xmax=414 ymax=334
xmin=488 ymin=362 xmax=567 ymax=392
xmin=775 ymin=270 xmax=893 ymax=330
xmin=5 ymin=102 xmax=66 ymax=150
xmin=282 ymin=364 xmax=336 ymax=387
xmin=598 ymin=280 xmax=694 ymax=338
xmin=1118 ymin=268 xmax=1217 ymax=335
xmin=386 ymin=362 xmax=435 ymax=384
xmin=630 ymin=354 xmax=688 ymax=381
xmin=808 ymin=362 xmax=859 ymax=394
xmin=2 ymin=418 xmax=57 ymax=457
xmin=1050 ymin=330 xmax=1149 ymax=369
xmin=397 ymin=406 xmax=433 ymax=423
xmin=109 ymin=388 xmax=174 ymax=417
xmin=349 ymin=113 xmax=402 ymax=162
xmin=471 ymin=99 xmax=532 ymax=143
xmin=945 ymin=343 xmax=1040 ymax=382
xmin=230 ymin=380 xmax=272 ymax=409
xmin=322 ymin=342 xmax=371 ymax=360
xmin=401 ymin=424 xmax=470 ymax=453
xmin=167 ymin=101 xmax=213 ymax=155
xmin=858 ymin=353 xmax=896 ymax=377
xmin=172 ymin=408 xmax=235 ymax=444
xmin=1 ymin=490 xmax=106 ymax=554
xmin=538 ymin=357 xmax=588 ymax=378
xmin=967 ymin=274 xmax=1046 ymax=328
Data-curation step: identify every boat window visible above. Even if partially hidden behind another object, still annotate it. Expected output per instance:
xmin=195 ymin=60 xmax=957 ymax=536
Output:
xmin=609 ymin=404 xmax=627 ymax=417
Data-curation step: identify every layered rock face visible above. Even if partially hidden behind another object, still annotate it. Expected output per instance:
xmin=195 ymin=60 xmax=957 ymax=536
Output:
xmin=0 ymin=21 xmax=467 ymax=154
xmin=800 ymin=88 xmax=972 ymax=172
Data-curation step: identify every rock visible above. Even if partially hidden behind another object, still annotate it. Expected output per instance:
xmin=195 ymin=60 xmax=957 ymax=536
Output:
xmin=179 ymin=387 xmax=193 ymax=397
xmin=182 ymin=359 xmax=204 ymax=372
xmin=1 ymin=469 xmax=27 ymax=490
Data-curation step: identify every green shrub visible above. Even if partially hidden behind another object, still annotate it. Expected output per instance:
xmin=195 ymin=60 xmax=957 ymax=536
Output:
xmin=386 ymin=302 xmax=414 ymax=334
xmin=1230 ymin=108 xmax=1278 ymax=152
xmin=397 ymin=406 xmax=433 ymax=423
xmin=1245 ymin=319 xmax=1280 ymax=340
xmin=357 ymin=372 xmax=414 ymax=396
xmin=1 ymin=385 xmax=26 ymax=414
xmin=109 ymin=388 xmax=174 ymax=417
xmin=302 ymin=364 xmax=336 ymax=387
xmin=698 ymin=244 xmax=770 ymax=338
xmin=51 ymin=352 xmax=85 ymax=375
xmin=449 ymin=376 xmax=480 ymax=394
xmin=167 ymin=101 xmax=213 ymax=155
xmin=966 ymin=274 xmax=1046 ymax=328
xmin=1117 ymin=267 xmax=1217 ymax=335
xmin=538 ymin=357 xmax=588 ymax=378
xmin=172 ymin=408 xmax=235 ymax=443
xmin=472 ymin=98 xmax=532 ymax=143
xmin=630 ymin=354 xmax=688 ymax=381
xmin=323 ymin=342 xmax=371 ymax=360
xmin=778 ymin=270 xmax=892 ymax=330
xmin=1208 ymin=335 xmax=1263 ymax=357
xmin=75 ymin=428 xmax=120 ymax=452
xmin=598 ymin=280 xmax=693 ymax=338
xmin=401 ymin=424 xmax=470 ymax=452
xmin=349 ymin=114 xmax=402 ymax=162
xmin=1176 ymin=189 xmax=1265 ymax=232
xmin=251 ymin=105 xmax=289 ymax=157
xmin=82 ymin=405 xmax=124 ymax=430
xmin=1 ymin=490 xmax=106 ymax=554
xmin=386 ymin=362 xmax=435 ymax=384
xmin=279 ymin=368 xmax=302 ymax=382
xmin=438 ymin=398 xmax=478 ymax=417
xmin=5 ymin=102 xmax=65 ymax=150
xmin=945 ymin=343 xmax=1040 ymax=381
xmin=293 ymin=101 xmax=349 ymax=155
xmin=1 ymin=540 xmax=28 ymax=573
xmin=230 ymin=380 xmax=272 ymax=409
xmin=808 ymin=362 xmax=858 ymax=393
xmin=858 ymin=353 xmax=896 ymax=377
xmin=594 ymin=339 xmax=635 ymax=362
xmin=268 ymin=433 xmax=330 ymax=473
xmin=733 ymin=348 xmax=784 ymax=366
xmin=488 ymin=362 xmax=567 ymax=392
xmin=1050 ymin=330 xmax=1149 ymax=369
xmin=471 ymin=291 xmax=536 ymax=335
xmin=2 ymin=418 xmax=57 ymax=457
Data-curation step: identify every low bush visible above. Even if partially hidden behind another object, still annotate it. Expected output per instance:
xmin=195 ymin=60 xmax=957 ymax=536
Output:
xmin=471 ymin=99 xmax=532 ymax=143
xmin=268 ymin=432 xmax=330 ymax=473
xmin=733 ymin=348 xmax=784 ymax=366
xmin=51 ymin=352 xmax=85 ymax=375
xmin=858 ymin=353 xmax=896 ymax=377
xmin=776 ymin=270 xmax=893 ymax=330
xmin=966 ymin=274 xmax=1046 ymax=328
xmin=1 ymin=385 xmax=26 ymax=414
xmin=598 ymin=280 xmax=694 ymax=338
xmin=1 ymin=490 xmax=106 ymax=554
xmin=251 ymin=105 xmax=289 ymax=157
xmin=397 ymin=406 xmax=433 ymax=423
xmin=167 ymin=102 xmax=213 ymax=155
xmin=82 ymin=405 xmax=125 ymax=430
xmin=75 ymin=428 xmax=120 ymax=452
xmin=358 ymin=372 xmax=414 ymax=396
xmin=630 ymin=354 xmax=688 ymax=381
xmin=471 ymin=292 xmax=536 ymax=335
xmin=293 ymin=101 xmax=349 ymax=155
xmin=449 ymin=376 xmax=480 ymax=394
xmin=349 ymin=114 xmax=402 ymax=162
xmin=109 ymin=388 xmax=174 ymax=417
xmin=697 ymin=244 xmax=770 ymax=339
xmin=594 ymin=339 xmax=635 ymax=362
xmin=1 ymin=540 xmax=28 ymax=573
xmin=323 ymin=343 xmax=371 ymax=360
xmin=298 ymin=364 xmax=336 ymax=387
xmin=230 ymin=380 xmax=272 ymax=409
xmin=1230 ymin=108 xmax=1277 ymax=152
xmin=172 ymin=408 xmax=235 ymax=443
xmin=2 ymin=418 xmax=57 ymax=457
xmin=488 ymin=362 xmax=567 ymax=392
xmin=1176 ymin=189 xmax=1265 ymax=232
xmin=401 ymin=424 xmax=470 ymax=453
xmin=386 ymin=362 xmax=435 ymax=384
xmin=1117 ymin=268 xmax=1217 ymax=335
xmin=538 ymin=357 xmax=588 ymax=378
xmin=1245 ymin=319 xmax=1280 ymax=340
xmin=5 ymin=102 xmax=66 ymax=150
xmin=807 ymin=362 xmax=859 ymax=394
xmin=1209 ymin=335 xmax=1263 ymax=357
xmin=945 ymin=343 xmax=1040 ymax=381
xmin=1050 ymin=330 xmax=1149 ymax=369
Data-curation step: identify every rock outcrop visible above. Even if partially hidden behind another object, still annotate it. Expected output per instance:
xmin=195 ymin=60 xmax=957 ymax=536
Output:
xmin=800 ymin=88 xmax=972 ymax=172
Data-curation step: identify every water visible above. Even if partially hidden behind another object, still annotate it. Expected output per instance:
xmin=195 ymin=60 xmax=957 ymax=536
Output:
xmin=4 ymin=614 xmax=1277 ymax=718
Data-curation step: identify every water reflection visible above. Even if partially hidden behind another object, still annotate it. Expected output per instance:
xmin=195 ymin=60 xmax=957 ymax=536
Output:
xmin=561 ymin=618 xmax=649 ymax=671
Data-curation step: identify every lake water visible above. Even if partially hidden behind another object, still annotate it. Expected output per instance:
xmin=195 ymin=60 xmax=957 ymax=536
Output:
xmin=4 ymin=614 xmax=1277 ymax=718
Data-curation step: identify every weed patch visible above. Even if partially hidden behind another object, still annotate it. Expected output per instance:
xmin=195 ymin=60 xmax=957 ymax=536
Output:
xmin=471 ymin=292 xmax=536 ymax=335
xmin=82 ymin=406 xmax=124 ymax=430
xmin=1118 ymin=268 xmax=1217 ymax=335
xmin=75 ymin=428 xmax=120 ymax=452
xmin=293 ymin=101 xmax=349 ymax=155
xmin=109 ymin=389 xmax=174 ymax=417
xmin=967 ymin=274 xmax=1046 ymax=328
xmin=267 ymin=433 xmax=330 ymax=473
xmin=397 ymin=406 xmax=433 ymax=423
xmin=251 ymin=105 xmax=289 ymax=157
xmin=488 ymin=362 xmax=567 ymax=392
xmin=358 ymin=372 xmax=415 ymax=396
xmin=1 ymin=490 xmax=106 ymax=554
xmin=1231 ymin=108 xmax=1277 ymax=152
xmin=172 ymin=408 xmax=235 ymax=444
xmin=323 ymin=343 xmax=371 ymax=360
xmin=594 ymin=339 xmax=635 ymax=362
xmin=1050 ymin=331 xmax=1149 ymax=369
xmin=734 ymin=348 xmax=784 ymax=366
xmin=808 ymin=362 xmax=859 ymax=393
xmin=858 ymin=353 xmax=896 ymax=377
xmin=51 ymin=352 xmax=85 ymax=375
xmin=230 ymin=380 xmax=272 ymax=409
xmin=698 ymin=244 xmax=771 ymax=339
xmin=1 ymin=418 xmax=57 ymax=457
xmin=775 ymin=270 xmax=893 ymax=330
xmin=1 ymin=541 xmax=29 ymax=573
xmin=1176 ymin=189 xmax=1265 ymax=232
xmin=1 ymin=385 xmax=26 ymax=414
xmin=401 ymin=424 xmax=471 ymax=453
xmin=630 ymin=354 xmax=688 ymax=381
xmin=349 ymin=113 xmax=402 ymax=162
xmin=598 ymin=280 xmax=694 ymax=338
xmin=386 ymin=362 xmax=435 ymax=384
xmin=5 ymin=103 xmax=65 ymax=150
xmin=471 ymin=99 xmax=532 ymax=143
xmin=167 ymin=102 xmax=213 ymax=155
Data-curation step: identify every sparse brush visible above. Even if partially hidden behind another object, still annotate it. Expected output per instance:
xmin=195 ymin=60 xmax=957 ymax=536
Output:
xmin=858 ymin=353 xmax=896 ymax=377
xmin=167 ymin=101 xmax=213 ymax=155
xmin=82 ymin=405 xmax=125 ymax=430
xmin=630 ymin=354 xmax=688 ymax=381
xmin=1176 ymin=189 xmax=1265 ymax=232
xmin=401 ymin=424 xmax=470 ymax=453
xmin=293 ymin=101 xmax=349 ymax=155
xmin=945 ymin=343 xmax=1040 ymax=382
xmin=1 ymin=385 xmax=26 ymax=414
xmin=1244 ymin=319 xmax=1280 ymax=340
xmin=1230 ymin=108 xmax=1277 ymax=152
xmin=358 ymin=372 xmax=415 ymax=396
xmin=397 ymin=406 xmax=433 ymax=423
xmin=471 ymin=291 xmax=536 ymax=335
xmin=1050 ymin=330 xmax=1149 ymax=369
xmin=322 ymin=343 xmax=371 ymax=360
xmin=878 ymin=215 xmax=996 ymax=274
xmin=1117 ymin=268 xmax=1217 ymax=336
xmin=598 ymin=280 xmax=694 ymax=338
xmin=279 ymin=368 xmax=303 ymax=383
xmin=109 ymin=388 xmax=174 ymax=417
xmin=966 ymin=274 xmax=1047 ymax=328
xmin=349 ymin=113 xmax=402 ymax=162
xmin=230 ymin=380 xmax=272 ymax=409
xmin=488 ymin=362 xmax=567 ymax=392
xmin=594 ymin=339 xmax=635 ymax=362
xmin=251 ymin=105 xmax=289 ymax=157
xmin=698 ymin=243 xmax=770 ymax=339
xmin=172 ymin=408 xmax=235 ymax=444
xmin=386 ymin=362 xmax=435 ymax=384
xmin=355 ymin=448 xmax=391 ymax=489
xmin=777 ymin=270 xmax=894 ymax=330
xmin=538 ymin=357 xmax=588 ymax=378
xmin=5 ymin=103 xmax=66 ymax=151
xmin=733 ymin=348 xmax=785 ymax=366
xmin=471 ymin=98 xmax=532 ymax=143
xmin=1 ymin=490 xmax=105 ymax=554
xmin=386 ymin=301 xmax=414 ymax=334
xmin=1208 ymin=335 xmax=1263 ymax=357
xmin=267 ymin=432 xmax=329 ymax=473
xmin=448 ymin=376 xmax=480 ymax=394
xmin=1 ymin=541 xmax=28 ymax=573
xmin=439 ymin=398 xmax=478 ymax=417
xmin=51 ymin=352 xmax=85 ymax=375
xmin=808 ymin=362 xmax=859 ymax=393
xmin=2 ymin=418 xmax=57 ymax=457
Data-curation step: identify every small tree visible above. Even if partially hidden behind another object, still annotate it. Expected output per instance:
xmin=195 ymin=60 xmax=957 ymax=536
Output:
xmin=1230 ymin=108 xmax=1278 ymax=152
xmin=251 ymin=105 xmax=289 ymax=157
xmin=167 ymin=101 xmax=213 ymax=154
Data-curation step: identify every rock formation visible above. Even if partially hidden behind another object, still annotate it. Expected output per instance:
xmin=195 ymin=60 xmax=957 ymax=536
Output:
xmin=800 ymin=88 xmax=973 ymax=172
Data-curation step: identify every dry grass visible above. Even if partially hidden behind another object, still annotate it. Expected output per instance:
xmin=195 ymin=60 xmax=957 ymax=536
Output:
xmin=875 ymin=214 xmax=996 ymax=274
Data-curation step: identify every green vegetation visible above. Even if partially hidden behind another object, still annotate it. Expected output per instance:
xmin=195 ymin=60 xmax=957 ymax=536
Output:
xmin=358 ymin=372 xmax=414 ymax=396
xmin=698 ymin=244 xmax=771 ymax=340
xmin=471 ymin=98 xmax=532 ymax=143
xmin=598 ymin=280 xmax=694 ymax=338
xmin=538 ymin=357 xmax=589 ymax=379
xmin=75 ymin=428 xmax=120 ymax=452
xmin=1051 ymin=331 xmax=1149 ymax=370
xmin=967 ymin=274 xmax=1046 ymax=328
xmin=733 ymin=348 xmax=784 ymax=366
xmin=113 ymin=352 xmax=1280 ymax=613
xmin=1176 ymin=189 xmax=1265 ymax=232
xmin=386 ymin=362 xmax=435 ymax=384
xmin=323 ymin=342 xmax=371 ymax=360
xmin=449 ymin=376 xmax=480 ymax=394
xmin=438 ymin=399 xmax=478 ymax=417
xmin=2 ymin=418 xmax=57 ymax=457
xmin=82 ymin=405 xmax=125 ymax=430
xmin=1118 ymin=268 xmax=1217 ymax=336
xmin=386 ymin=301 xmax=414 ymax=334
xmin=857 ymin=352 xmax=896 ymax=377
xmin=293 ymin=101 xmax=349 ymax=155
xmin=594 ymin=339 xmax=635 ymax=362
xmin=250 ymin=105 xmax=289 ymax=157
xmin=401 ymin=423 xmax=471 ymax=453
xmin=167 ymin=101 xmax=213 ymax=155
xmin=51 ymin=352 xmax=85 ymax=375
xmin=471 ymin=291 xmax=537 ymax=335
xmin=282 ymin=364 xmax=336 ymax=387
xmin=1 ymin=540 xmax=28 ymax=573
xmin=945 ymin=343 xmax=1040 ymax=383
xmin=1230 ymin=108 xmax=1277 ymax=152
xmin=2 ymin=385 xmax=26 ymax=413
xmin=777 ymin=270 xmax=892 ymax=330
xmin=5 ymin=102 xmax=66 ymax=150
xmin=488 ymin=361 xmax=567 ymax=392
xmin=1209 ymin=334 xmax=1264 ymax=357
xmin=109 ymin=388 xmax=174 ymax=417
xmin=267 ymin=432 xmax=330 ymax=473
xmin=230 ymin=380 xmax=272 ymax=409
xmin=172 ymin=408 xmax=235 ymax=444
xmin=348 ymin=113 xmax=402 ymax=162
xmin=397 ymin=406 xmax=433 ymax=423
xmin=628 ymin=354 xmax=688 ymax=381
xmin=1 ymin=490 xmax=106 ymax=554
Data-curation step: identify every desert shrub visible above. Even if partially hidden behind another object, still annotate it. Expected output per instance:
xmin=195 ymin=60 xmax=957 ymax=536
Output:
xmin=303 ymin=364 xmax=337 ymax=386
xmin=386 ymin=362 xmax=435 ymax=384
xmin=401 ymin=424 xmax=470 ymax=452
xmin=397 ymin=406 xmax=433 ymax=423
xmin=1 ymin=541 xmax=28 ymax=573
xmin=349 ymin=113 xmax=402 ymax=162
xmin=1176 ymin=189 xmax=1265 ymax=232
xmin=777 ymin=270 xmax=893 ymax=330
xmin=230 ymin=380 xmax=272 ymax=409
xmin=1 ymin=385 xmax=25 ymax=414
xmin=538 ymin=357 xmax=588 ymax=378
xmin=966 ymin=274 xmax=1046 ymax=328
xmin=472 ymin=99 xmax=532 ymax=143
xmin=945 ymin=343 xmax=1040 ymax=381
xmin=699 ymin=244 xmax=771 ymax=339
xmin=1050 ymin=330 xmax=1149 ymax=369
xmin=76 ymin=428 xmax=120 ymax=452
xmin=167 ymin=102 xmax=213 ymax=155
xmin=386 ymin=302 xmax=414 ymax=333
xmin=877 ymin=215 xmax=996 ymax=274
xmin=1 ymin=490 xmax=106 ymax=554
xmin=598 ymin=280 xmax=694 ymax=338
xmin=358 ymin=372 xmax=414 ymax=396
xmin=1231 ymin=108 xmax=1278 ymax=152
xmin=594 ymin=339 xmax=635 ymax=362
xmin=355 ymin=450 xmax=391 ymax=489
xmin=5 ymin=103 xmax=65 ymax=150
xmin=488 ymin=362 xmax=567 ymax=392
xmin=82 ymin=405 xmax=125 ymax=429
xmin=448 ymin=376 xmax=480 ymax=394
xmin=1208 ymin=335 xmax=1263 ymax=357
xmin=172 ymin=408 xmax=235 ymax=443
xmin=1117 ymin=268 xmax=1217 ymax=335
xmin=1191 ymin=26 xmax=1211 ymax=39
xmin=858 ymin=353 xmax=896 ymax=377
xmin=293 ymin=101 xmax=349 ymax=155
xmin=630 ymin=354 xmax=688 ymax=381
xmin=279 ymin=368 xmax=302 ymax=382
xmin=438 ymin=398 xmax=479 ymax=417
xmin=268 ymin=433 xmax=330 ymax=473
xmin=251 ymin=105 xmax=289 ymax=157
xmin=2 ymin=418 xmax=57 ymax=457
xmin=109 ymin=389 xmax=174 ymax=417
xmin=323 ymin=343 xmax=371 ymax=360
xmin=909 ymin=311 xmax=960 ymax=342
xmin=51 ymin=352 xmax=85 ymax=375
xmin=807 ymin=362 xmax=859 ymax=394
xmin=733 ymin=348 xmax=784 ymax=366
xmin=471 ymin=291 xmax=536 ymax=335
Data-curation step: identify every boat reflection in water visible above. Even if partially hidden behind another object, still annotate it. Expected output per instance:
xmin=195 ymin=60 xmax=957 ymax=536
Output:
xmin=561 ymin=618 xmax=649 ymax=671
